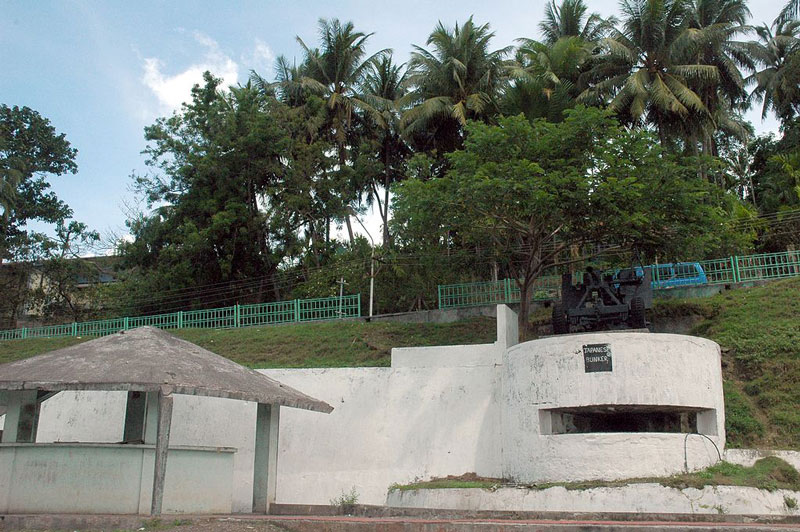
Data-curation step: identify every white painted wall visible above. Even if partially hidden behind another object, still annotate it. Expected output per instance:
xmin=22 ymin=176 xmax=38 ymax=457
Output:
xmin=265 ymin=367 xmax=502 ymax=505
xmin=0 ymin=443 xmax=234 ymax=514
xmin=388 ymin=484 xmax=800 ymax=515
xmin=502 ymin=332 xmax=725 ymax=482
xmin=34 ymin=391 xmax=259 ymax=513
xmin=27 ymin=366 xmax=502 ymax=509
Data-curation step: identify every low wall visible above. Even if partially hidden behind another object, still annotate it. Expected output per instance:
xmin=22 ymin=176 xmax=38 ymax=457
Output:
xmin=387 ymin=485 xmax=800 ymax=515
xmin=0 ymin=443 xmax=234 ymax=514
xmin=28 ymin=364 xmax=503 ymax=509
xmin=725 ymin=449 xmax=800 ymax=471
xmin=266 ymin=367 xmax=503 ymax=505
xmin=35 ymin=392 xmax=258 ymax=513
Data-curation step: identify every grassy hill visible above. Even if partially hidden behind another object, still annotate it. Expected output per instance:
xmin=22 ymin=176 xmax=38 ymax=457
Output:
xmin=652 ymin=277 xmax=800 ymax=449
xmin=0 ymin=318 xmax=496 ymax=368
xmin=1 ymin=277 xmax=798 ymax=449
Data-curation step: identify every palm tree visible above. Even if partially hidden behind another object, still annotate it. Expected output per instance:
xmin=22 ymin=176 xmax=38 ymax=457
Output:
xmin=402 ymin=17 xmax=511 ymax=155
xmin=358 ymin=55 xmax=409 ymax=245
xmin=778 ymin=0 xmax=799 ymax=24
xmin=582 ymin=0 xmax=720 ymax=146
xmin=503 ymin=36 xmax=592 ymax=121
xmin=296 ymin=18 xmax=389 ymax=243
xmin=681 ymin=0 xmax=752 ymax=153
xmin=744 ymin=19 xmax=800 ymax=124
xmin=539 ymin=0 xmax=611 ymax=44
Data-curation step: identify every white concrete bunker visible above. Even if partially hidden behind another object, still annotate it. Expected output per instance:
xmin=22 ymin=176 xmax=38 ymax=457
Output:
xmin=501 ymin=332 xmax=724 ymax=483
xmin=3 ymin=307 xmax=726 ymax=510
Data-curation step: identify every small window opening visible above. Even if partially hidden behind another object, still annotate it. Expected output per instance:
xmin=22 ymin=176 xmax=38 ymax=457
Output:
xmin=541 ymin=405 xmax=716 ymax=435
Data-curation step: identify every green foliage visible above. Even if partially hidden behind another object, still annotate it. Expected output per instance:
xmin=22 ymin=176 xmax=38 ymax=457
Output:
xmin=330 ymin=486 xmax=359 ymax=513
xmin=723 ymin=382 xmax=766 ymax=447
xmin=0 ymin=104 xmax=100 ymax=325
xmin=118 ymin=74 xmax=328 ymax=313
xmin=0 ymin=104 xmax=77 ymax=260
xmin=394 ymin=108 xmax=751 ymax=327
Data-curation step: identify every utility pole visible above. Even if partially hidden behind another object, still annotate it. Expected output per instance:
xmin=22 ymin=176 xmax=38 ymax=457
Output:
xmin=350 ymin=209 xmax=376 ymax=319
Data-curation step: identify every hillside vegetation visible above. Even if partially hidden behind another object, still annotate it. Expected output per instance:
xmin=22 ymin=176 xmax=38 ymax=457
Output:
xmin=0 ymin=319 xmax=496 ymax=368
xmin=653 ymin=277 xmax=800 ymax=449
xmin=1 ymin=277 xmax=798 ymax=449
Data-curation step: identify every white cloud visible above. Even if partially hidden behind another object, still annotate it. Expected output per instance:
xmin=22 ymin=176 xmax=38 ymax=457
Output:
xmin=244 ymin=38 xmax=275 ymax=73
xmin=142 ymin=31 xmax=239 ymax=112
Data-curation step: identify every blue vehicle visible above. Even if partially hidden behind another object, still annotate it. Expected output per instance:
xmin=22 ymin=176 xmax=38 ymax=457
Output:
xmin=639 ymin=262 xmax=708 ymax=289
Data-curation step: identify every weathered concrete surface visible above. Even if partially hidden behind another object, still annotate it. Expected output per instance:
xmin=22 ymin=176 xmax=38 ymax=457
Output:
xmin=0 ymin=443 xmax=234 ymax=514
xmin=33 ymin=392 xmax=258 ymax=513
xmin=725 ymin=449 xmax=800 ymax=471
xmin=0 ymin=326 xmax=332 ymax=413
xmin=391 ymin=304 xmax=517 ymax=368
xmin=502 ymin=332 xmax=725 ymax=482
xmin=391 ymin=343 xmax=499 ymax=368
xmin=29 ymin=366 xmax=502 ymax=511
xmin=388 ymin=485 xmax=800 ymax=516
xmin=267 ymin=367 xmax=503 ymax=506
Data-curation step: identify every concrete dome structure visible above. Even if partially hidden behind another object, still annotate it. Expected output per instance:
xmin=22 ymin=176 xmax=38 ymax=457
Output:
xmin=502 ymin=332 xmax=725 ymax=482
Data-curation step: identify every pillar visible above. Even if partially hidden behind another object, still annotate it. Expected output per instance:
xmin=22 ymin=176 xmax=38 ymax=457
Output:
xmin=252 ymin=403 xmax=280 ymax=513
xmin=150 ymin=390 xmax=173 ymax=516
xmin=1 ymin=390 xmax=40 ymax=443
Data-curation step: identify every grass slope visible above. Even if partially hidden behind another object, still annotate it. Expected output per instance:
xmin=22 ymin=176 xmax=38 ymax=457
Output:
xmin=653 ymin=277 xmax=800 ymax=449
xmin=1 ymin=277 xmax=798 ymax=448
xmin=0 ymin=318 xmax=496 ymax=368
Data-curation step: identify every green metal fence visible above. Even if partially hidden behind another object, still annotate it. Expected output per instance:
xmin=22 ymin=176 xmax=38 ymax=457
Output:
xmin=0 ymin=294 xmax=361 ymax=341
xmin=438 ymin=250 xmax=800 ymax=309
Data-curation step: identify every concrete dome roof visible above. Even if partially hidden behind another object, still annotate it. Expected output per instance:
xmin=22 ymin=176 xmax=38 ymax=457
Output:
xmin=0 ymin=326 xmax=332 ymax=413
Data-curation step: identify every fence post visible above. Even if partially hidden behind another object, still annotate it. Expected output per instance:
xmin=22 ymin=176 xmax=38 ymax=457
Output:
xmin=504 ymin=278 xmax=511 ymax=303
xmin=71 ymin=322 xmax=77 ymax=337
xmin=294 ymin=299 xmax=300 ymax=322
xmin=234 ymin=304 xmax=240 ymax=328
xmin=177 ymin=312 xmax=182 ymax=329
xmin=21 ymin=327 xmax=27 ymax=339
xmin=437 ymin=285 xmax=442 ymax=309
xmin=732 ymin=256 xmax=740 ymax=283
xmin=357 ymin=293 xmax=362 ymax=317
xmin=124 ymin=317 xmax=129 ymax=331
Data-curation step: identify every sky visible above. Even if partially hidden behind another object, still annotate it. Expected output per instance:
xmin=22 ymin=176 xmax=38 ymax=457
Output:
xmin=0 ymin=0 xmax=789 ymax=247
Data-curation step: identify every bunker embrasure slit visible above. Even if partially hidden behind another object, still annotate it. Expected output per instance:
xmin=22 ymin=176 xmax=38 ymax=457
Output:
xmin=539 ymin=405 xmax=717 ymax=435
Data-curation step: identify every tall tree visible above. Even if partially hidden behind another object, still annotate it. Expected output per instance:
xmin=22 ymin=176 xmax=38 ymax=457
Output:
xmin=504 ymin=36 xmax=593 ymax=121
xmin=402 ymin=17 xmax=510 ymax=156
xmin=582 ymin=0 xmax=719 ymax=146
xmin=0 ymin=104 xmax=77 ymax=261
xmin=355 ymin=55 xmax=409 ymax=245
xmin=0 ymin=104 xmax=99 ymax=325
xmin=295 ymin=18 xmax=389 ymax=243
xmin=683 ymin=0 xmax=752 ymax=153
xmin=539 ymin=0 xmax=610 ymax=44
xmin=393 ymin=108 xmax=745 ymax=331
xmin=744 ymin=19 xmax=800 ymax=124
xmin=121 ymin=74 xmax=294 ymax=312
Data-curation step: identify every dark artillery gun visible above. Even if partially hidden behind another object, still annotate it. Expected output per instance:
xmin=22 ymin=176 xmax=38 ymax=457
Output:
xmin=551 ymin=267 xmax=653 ymax=334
